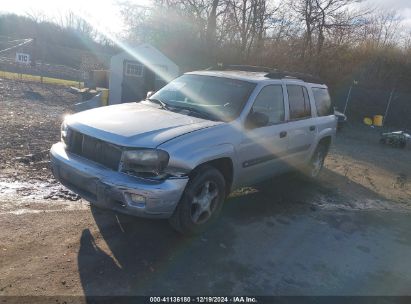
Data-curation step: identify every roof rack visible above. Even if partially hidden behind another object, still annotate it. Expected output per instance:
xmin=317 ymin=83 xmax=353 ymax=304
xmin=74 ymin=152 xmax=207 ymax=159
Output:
xmin=206 ymin=64 xmax=272 ymax=73
xmin=205 ymin=64 xmax=324 ymax=84
xmin=265 ymin=71 xmax=323 ymax=84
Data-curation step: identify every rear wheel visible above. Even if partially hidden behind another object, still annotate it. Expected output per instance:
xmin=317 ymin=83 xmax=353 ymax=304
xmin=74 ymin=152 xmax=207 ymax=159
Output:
xmin=307 ymin=144 xmax=327 ymax=178
xmin=169 ymin=165 xmax=226 ymax=235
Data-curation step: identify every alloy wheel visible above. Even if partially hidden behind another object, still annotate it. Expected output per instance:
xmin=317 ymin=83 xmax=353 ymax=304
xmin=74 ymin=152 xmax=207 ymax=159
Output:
xmin=190 ymin=180 xmax=219 ymax=224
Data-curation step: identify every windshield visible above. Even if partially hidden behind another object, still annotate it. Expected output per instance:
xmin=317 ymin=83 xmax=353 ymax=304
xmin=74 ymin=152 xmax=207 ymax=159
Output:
xmin=150 ymin=74 xmax=256 ymax=121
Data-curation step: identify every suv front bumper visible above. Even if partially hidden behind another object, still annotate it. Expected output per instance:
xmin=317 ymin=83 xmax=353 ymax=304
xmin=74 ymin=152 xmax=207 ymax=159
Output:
xmin=50 ymin=142 xmax=188 ymax=218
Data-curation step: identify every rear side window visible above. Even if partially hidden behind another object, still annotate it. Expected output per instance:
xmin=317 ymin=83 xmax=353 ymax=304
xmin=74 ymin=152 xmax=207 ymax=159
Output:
xmin=252 ymin=85 xmax=285 ymax=124
xmin=287 ymin=85 xmax=311 ymax=119
xmin=312 ymin=88 xmax=332 ymax=116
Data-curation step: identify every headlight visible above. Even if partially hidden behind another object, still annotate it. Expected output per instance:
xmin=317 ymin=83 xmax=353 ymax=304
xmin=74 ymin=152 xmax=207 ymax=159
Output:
xmin=61 ymin=121 xmax=70 ymax=145
xmin=121 ymin=149 xmax=169 ymax=177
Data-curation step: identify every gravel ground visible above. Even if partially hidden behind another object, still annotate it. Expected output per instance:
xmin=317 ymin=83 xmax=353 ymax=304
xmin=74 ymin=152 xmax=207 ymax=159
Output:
xmin=0 ymin=78 xmax=411 ymax=297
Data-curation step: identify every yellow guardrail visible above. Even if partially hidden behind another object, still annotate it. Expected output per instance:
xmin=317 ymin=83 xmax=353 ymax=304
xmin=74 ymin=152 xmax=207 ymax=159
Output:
xmin=0 ymin=70 xmax=84 ymax=87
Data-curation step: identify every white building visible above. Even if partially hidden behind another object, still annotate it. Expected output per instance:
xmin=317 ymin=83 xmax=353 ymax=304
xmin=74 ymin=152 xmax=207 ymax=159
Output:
xmin=108 ymin=43 xmax=179 ymax=104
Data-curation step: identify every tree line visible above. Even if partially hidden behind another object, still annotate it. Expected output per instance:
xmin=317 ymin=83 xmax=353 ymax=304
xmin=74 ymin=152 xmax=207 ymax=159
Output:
xmin=120 ymin=0 xmax=411 ymax=91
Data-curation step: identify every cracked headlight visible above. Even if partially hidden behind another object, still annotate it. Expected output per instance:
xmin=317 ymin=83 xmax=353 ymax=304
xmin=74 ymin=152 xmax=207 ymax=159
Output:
xmin=121 ymin=149 xmax=169 ymax=178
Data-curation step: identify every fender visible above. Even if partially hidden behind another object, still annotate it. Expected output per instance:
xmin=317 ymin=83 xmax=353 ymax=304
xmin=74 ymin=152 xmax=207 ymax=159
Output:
xmin=170 ymin=143 xmax=236 ymax=173
xmin=309 ymin=127 xmax=335 ymax=158
xmin=157 ymin=123 xmax=241 ymax=178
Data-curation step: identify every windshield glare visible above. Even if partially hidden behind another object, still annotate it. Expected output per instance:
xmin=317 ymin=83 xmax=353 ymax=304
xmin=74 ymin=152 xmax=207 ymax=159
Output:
xmin=150 ymin=74 xmax=256 ymax=121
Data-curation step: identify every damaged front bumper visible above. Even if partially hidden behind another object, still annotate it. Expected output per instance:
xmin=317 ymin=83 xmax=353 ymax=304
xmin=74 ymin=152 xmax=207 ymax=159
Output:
xmin=50 ymin=142 xmax=188 ymax=218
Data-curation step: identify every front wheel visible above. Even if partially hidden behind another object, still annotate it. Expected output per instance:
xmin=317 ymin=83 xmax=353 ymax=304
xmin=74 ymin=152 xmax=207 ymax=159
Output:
xmin=169 ymin=165 xmax=226 ymax=235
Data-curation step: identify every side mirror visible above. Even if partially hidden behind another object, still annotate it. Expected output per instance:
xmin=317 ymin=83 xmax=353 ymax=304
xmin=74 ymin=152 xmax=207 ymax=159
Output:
xmin=246 ymin=112 xmax=269 ymax=129
xmin=146 ymin=91 xmax=155 ymax=99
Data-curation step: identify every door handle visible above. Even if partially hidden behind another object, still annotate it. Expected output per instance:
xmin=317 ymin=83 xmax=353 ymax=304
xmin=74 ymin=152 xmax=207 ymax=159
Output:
xmin=280 ymin=131 xmax=287 ymax=138
xmin=309 ymin=126 xmax=316 ymax=131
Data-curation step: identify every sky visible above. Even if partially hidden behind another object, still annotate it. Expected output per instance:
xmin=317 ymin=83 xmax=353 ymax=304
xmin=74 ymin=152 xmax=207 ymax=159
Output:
xmin=0 ymin=0 xmax=153 ymax=35
xmin=1 ymin=0 xmax=411 ymax=34
xmin=372 ymin=0 xmax=411 ymax=28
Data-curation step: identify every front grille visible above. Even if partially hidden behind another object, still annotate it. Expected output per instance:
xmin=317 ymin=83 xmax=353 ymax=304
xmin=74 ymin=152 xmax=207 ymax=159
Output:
xmin=68 ymin=129 xmax=123 ymax=170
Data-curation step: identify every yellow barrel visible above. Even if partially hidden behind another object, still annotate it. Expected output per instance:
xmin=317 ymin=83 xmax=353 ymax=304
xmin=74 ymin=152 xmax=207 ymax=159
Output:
xmin=373 ymin=115 xmax=383 ymax=127
xmin=99 ymin=89 xmax=109 ymax=106
xmin=363 ymin=117 xmax=373 ymax=126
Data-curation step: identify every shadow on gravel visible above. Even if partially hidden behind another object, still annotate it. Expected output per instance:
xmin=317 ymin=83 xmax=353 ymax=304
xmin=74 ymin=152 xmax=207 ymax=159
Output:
xmin=78 ymin=170 xmax=389 ymax=297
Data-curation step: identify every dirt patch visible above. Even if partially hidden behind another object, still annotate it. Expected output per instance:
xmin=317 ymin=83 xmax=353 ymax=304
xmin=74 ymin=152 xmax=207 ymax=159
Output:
xmin=325 ymin=123 xmax=411 ymax=204
xmin=0 ymin=78 xmax=85 ymax=216
xmin=0 ymin=78 xmax=78 ymax=182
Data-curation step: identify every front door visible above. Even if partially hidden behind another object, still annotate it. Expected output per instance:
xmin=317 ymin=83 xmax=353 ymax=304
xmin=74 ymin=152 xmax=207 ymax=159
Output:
xmin=237 ymin=84 xmax=289 ymax=186
xmin=121 ymin=60 xmax=145 ymax=102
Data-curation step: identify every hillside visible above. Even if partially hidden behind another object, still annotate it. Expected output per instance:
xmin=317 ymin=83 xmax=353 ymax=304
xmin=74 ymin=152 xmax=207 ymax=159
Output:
xmin=0 ymin=13 xmax=117 ymax=69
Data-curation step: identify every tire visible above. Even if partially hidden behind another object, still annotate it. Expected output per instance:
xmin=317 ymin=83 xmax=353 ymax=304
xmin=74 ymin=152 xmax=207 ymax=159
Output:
xmin=306 ymin=143 xmax=327 ymax=179
xmin=169 ymin=165 xmax=226 ymax=235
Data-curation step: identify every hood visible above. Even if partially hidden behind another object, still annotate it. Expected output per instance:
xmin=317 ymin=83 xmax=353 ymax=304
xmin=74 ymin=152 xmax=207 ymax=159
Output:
xmin=66 ymin=102 xmax=222 ymax=148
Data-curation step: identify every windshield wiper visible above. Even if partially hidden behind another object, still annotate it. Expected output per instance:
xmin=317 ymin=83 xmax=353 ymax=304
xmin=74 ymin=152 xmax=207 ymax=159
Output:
xmin=173 ymin=105 xmax=218 ymax=121
xmin=147 ymin=98 xmax=170 ymax=110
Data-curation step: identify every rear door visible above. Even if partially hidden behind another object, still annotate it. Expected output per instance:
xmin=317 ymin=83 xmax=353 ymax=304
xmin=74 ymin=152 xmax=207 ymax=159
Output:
xmin=284 ymin=83 xmax=317 ymax=165
xmin=311 ymin=86 xmax=337 ymax=135
xmin=237 ymin=84 xmax=289 ymax=185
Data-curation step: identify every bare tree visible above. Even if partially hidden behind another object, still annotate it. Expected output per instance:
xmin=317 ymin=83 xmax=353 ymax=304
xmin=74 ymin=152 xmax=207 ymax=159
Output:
xmin=362 ymin=10 xmax=402 ymax=48
xmin=25 ymin=9 xmax=49 ymax=23
xmin=222 ymin=0 xmax=275 ymax=59
xmin=290 ymin=0 xmax=369 ymax=72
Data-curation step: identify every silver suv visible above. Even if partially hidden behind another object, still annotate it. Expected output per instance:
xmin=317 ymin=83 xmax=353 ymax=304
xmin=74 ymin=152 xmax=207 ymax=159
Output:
xmin=50 ymin=66 xmax=337 ymax=234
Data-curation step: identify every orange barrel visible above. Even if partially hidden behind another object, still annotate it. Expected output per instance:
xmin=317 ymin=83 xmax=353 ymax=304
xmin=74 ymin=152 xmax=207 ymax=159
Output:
xmin=373 ymin=115 xmax=383 ymax=127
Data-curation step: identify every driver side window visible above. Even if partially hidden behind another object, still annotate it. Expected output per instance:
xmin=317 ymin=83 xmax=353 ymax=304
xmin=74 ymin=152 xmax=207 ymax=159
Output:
xmin=252 ymin=85 xmax=285 ymax=125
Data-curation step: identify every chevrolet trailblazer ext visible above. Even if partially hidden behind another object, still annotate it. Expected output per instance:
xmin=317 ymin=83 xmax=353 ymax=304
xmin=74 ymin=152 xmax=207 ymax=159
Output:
xmin=51 ymin=66 xmax=337 ymax=235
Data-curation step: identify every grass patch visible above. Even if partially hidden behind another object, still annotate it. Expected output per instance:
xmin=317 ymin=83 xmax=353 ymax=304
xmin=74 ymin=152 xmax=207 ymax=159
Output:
xmin=0 ymin=70 xmax=84 ymax=87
